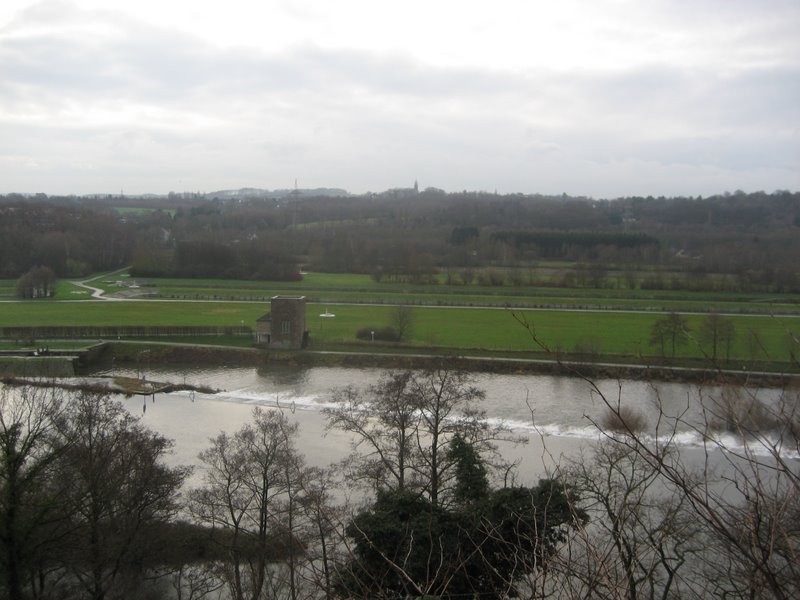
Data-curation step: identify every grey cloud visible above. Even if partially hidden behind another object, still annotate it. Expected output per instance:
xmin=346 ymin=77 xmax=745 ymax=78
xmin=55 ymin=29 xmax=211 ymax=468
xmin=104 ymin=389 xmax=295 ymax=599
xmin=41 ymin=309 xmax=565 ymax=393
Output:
xmin=1 ymin=0 xmax=797 ymax=196
xmin=5 ymin=4 xmax=792 ymax=135
xmin=1 ymin=3 xmax=520 ymax=109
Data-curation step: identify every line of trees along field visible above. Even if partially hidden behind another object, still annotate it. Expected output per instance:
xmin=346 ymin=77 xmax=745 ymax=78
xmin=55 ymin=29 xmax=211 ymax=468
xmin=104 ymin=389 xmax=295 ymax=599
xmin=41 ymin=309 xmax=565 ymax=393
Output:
xmin=2 ymin=366 xmax=798 ymax=599
xmin=2 ymin=189 xmax=798 ymax=292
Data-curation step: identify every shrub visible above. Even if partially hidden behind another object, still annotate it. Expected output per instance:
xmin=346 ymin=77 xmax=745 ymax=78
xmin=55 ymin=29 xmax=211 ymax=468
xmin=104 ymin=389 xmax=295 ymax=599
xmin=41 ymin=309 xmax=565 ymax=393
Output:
xmin=709 ymin=386 xmax=781 ymax=434
xmin=478 ymin=269 xmax=505 ymax=286
xmin=356 ymin=327 xmax=399 ymax=342
xmin=573 ymin=335 xmax=603 ymax=357
xmin=601 ymin=405 xmax=648 ymax=434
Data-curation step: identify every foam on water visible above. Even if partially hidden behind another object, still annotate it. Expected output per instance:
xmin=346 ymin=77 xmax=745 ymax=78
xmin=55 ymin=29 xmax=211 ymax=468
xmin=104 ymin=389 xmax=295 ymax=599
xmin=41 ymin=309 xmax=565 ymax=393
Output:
xmin=495 ymin=416 xmax=799 ymax=459
xmin=168 ymin=387 xmax=800 ymax=461
xmin=172 ymin=388 xmax=338 ymax=412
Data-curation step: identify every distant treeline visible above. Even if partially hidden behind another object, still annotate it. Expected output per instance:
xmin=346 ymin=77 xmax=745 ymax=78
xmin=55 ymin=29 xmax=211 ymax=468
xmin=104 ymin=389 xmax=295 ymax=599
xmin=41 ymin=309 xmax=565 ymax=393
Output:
xmin=130 ymin=239 xmax=301 ymax=281
xmin=491 ymin=231 xmax=659 ymax=257
xmin=2 ymin=189 xmax=799 ymax=292
xmin=0 ymin=202 xmax=133 ymax=278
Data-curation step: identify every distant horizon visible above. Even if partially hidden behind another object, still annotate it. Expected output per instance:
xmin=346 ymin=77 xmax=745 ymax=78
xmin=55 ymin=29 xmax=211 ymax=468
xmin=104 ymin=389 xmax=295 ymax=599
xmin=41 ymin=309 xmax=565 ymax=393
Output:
xmin=2 ymin=183 xmax=798 ymax=202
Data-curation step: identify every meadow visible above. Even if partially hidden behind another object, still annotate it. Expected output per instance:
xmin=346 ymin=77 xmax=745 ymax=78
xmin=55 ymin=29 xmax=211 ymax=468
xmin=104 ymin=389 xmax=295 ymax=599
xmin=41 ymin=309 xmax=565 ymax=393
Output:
xmin=48 ymin=271 xmax=800 ymax=315
xmin=1 ymin=298 xmax=797 ymax=368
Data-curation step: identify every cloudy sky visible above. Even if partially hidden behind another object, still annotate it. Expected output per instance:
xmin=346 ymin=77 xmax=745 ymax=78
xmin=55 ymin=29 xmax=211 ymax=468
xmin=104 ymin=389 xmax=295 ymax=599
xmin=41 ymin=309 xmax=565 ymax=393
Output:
xmin=1 ymin=0 xmax=798 ymax=197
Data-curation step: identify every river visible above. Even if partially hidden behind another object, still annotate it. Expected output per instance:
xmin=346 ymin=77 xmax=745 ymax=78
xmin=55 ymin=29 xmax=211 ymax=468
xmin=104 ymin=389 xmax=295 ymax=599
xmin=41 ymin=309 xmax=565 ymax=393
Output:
xmin=90 ymin=363 xmax=794 ymax=486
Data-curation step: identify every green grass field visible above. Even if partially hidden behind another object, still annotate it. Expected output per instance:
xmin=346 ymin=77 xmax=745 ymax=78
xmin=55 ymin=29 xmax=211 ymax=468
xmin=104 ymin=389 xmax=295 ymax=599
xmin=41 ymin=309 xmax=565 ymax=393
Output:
xmin=2 ymin=269 xmax=797 ymax=370
xmin=1 ymin=300 xmax=797 ymax=366
xmin=306 ymin=305 xmax=798 ymax=363
xmin=72 ymin=270 xmax=800 ymax=314
xmin=12 ymin=269 xmax=800 ymax=314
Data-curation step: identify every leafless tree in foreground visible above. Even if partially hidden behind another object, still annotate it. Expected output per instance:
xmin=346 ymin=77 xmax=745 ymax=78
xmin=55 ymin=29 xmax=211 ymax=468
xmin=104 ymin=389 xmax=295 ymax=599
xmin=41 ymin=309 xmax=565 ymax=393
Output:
xmin=325 ymin=368 xmax=524 ymax=509
xmin=190 ymin=408 xmax=304 ymax=600
xmin=0 ymin=386 xmax=67 ymax=600
xmin=514 ymin=311 xmax=800 ymax=599
xmin=55 ymin=391 xmax=190 ymax=600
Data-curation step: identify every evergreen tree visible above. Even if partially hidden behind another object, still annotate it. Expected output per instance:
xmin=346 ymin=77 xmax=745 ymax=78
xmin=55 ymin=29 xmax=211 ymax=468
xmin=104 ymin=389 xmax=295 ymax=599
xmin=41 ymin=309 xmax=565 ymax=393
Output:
xmin=336 ymin=436 xmax=582 ymax=599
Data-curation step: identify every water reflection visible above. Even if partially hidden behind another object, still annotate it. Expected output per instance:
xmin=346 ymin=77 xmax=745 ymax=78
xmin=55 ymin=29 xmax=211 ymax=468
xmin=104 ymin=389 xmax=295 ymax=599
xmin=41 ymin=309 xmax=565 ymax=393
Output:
xmin=255 ymin=363 xmax=310 ymax=387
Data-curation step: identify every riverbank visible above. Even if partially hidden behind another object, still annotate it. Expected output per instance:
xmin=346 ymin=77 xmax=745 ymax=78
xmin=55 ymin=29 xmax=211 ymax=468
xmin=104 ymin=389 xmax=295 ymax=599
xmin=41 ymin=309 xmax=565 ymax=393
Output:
xmin=101 ymin=342 xmax=799 ymax=388
xmin=2 ymin=340 xmax=796 ymax=388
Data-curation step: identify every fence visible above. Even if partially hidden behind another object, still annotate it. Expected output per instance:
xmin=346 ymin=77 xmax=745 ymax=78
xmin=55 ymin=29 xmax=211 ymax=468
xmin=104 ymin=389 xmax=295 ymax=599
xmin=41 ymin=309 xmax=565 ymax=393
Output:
xmin=0 ymin=326 xmax=253 ymax=339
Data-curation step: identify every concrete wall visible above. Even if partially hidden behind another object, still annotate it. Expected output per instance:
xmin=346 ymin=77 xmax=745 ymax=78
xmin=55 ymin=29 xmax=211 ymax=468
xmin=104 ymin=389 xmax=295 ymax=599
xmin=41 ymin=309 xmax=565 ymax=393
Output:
xmin=0 ymin=356 xmax=77 ymax=377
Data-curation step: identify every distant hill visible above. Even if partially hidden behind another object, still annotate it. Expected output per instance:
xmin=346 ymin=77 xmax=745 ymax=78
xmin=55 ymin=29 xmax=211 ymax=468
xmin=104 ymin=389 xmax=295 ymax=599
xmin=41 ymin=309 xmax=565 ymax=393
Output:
xmin=206 ymin=187 xmax=349 ymax=200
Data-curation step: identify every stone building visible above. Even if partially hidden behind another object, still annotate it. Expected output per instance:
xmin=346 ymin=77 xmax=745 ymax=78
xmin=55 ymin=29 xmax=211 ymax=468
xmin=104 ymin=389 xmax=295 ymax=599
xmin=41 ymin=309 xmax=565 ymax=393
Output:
xmin=255 ymin=296 xmax=308 ymax=349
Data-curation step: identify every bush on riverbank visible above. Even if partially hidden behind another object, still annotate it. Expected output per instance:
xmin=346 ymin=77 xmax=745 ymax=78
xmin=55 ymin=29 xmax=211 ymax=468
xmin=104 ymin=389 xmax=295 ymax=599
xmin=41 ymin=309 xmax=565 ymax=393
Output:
xmin=601 ymin=405 xmax=648 ymax=433
xmin=355 ymin=326 xmax=400 ymax=342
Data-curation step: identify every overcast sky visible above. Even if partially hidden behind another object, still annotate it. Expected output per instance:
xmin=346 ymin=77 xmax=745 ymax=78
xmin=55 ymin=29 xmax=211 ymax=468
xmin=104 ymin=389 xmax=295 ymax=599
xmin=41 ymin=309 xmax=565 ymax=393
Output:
xmin=1 ymin=0 xmax=798 ymax=198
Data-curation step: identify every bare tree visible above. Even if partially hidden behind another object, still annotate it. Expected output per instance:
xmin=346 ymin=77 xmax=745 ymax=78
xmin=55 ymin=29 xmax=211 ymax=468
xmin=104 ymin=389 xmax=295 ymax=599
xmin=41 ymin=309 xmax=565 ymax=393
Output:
xmin=0 ymin=386 xmax=67 ymax=600
xmin=649 ymin=312 xmax=690 ymax=358
xmin=390 ymin=305 xmax=415 ymax=342
xmin=326 ymin=368 xmax=520 ymax=508
xmin=292 ymin=466 xmax=343 ymax=600
xmin=190 ymin=407 xmax=304 ymax=600
xmin=168 ymin=563 xmax=225 ymax=600
xmin=515 ymin=311 xmax=800 ymax=600
xmin=697 ymin=312 xmax=736 ymax=362
xmin=15 ymin=266 xmax=56 ymax=299
xmin=407 ymin=368 xmax=508 ymax=507
xmin=325 ymin=371 xmax=418 ymax=493
xmin=558 ymin=441 xmax=702 ymax=599
xmin=55 ymin=391 xmax=190 ymax=600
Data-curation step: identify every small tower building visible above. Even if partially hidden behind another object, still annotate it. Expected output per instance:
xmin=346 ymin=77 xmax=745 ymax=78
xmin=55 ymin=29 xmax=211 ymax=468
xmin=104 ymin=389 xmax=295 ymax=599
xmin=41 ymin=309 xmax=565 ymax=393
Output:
xmin=255 ymin=296 xmax=307 ymax=349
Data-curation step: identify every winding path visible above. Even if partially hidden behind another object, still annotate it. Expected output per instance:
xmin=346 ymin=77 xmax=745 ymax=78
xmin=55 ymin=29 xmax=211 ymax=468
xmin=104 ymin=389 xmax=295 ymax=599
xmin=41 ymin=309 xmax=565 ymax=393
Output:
xmin=71 ymin=268 xmax=130 ymax=300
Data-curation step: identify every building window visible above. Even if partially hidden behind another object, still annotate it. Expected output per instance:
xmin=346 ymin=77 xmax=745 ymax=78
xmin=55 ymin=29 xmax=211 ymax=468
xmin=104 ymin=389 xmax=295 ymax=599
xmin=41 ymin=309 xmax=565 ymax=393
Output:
xmin=281 ymin=320 xmax=291 ymax=335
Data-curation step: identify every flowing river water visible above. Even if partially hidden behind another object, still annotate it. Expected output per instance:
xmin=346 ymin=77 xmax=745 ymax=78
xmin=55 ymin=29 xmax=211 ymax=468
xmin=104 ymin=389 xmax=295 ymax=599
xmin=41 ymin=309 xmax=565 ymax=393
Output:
xmin=90 ymin=363 xmax=795 ymax=485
